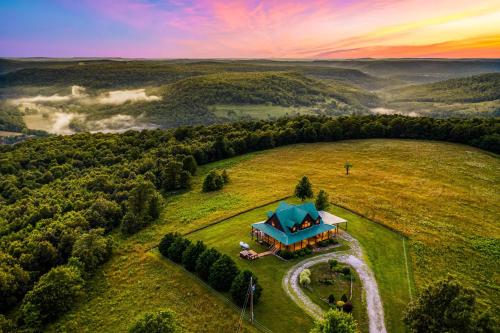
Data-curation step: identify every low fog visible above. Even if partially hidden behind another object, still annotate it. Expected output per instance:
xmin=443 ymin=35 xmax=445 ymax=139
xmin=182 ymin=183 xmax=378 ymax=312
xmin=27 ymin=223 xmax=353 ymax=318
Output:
xmin=8 ymin=86 xmax=161 ymax=134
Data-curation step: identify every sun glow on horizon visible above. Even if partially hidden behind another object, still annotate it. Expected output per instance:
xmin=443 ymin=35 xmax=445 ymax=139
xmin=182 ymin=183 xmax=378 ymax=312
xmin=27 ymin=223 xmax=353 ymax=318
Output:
xmin=1 ymin=0 xmax=499 ymax=58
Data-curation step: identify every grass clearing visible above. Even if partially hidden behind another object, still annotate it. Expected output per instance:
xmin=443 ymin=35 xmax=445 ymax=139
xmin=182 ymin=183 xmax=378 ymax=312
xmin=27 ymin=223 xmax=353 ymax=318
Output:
xmin=49 ymin=140 xmax=499 ymax=332
xmin=187 ymin=197 xmax=410 ymax=333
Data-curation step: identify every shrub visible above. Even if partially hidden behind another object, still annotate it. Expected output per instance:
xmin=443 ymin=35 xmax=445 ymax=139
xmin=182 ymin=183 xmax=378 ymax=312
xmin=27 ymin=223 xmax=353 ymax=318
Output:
xmin=299 ymin=269 xmax=312 ymax=287
xmin=129 ymin=308 xmax=182 ymax=333
xmin=310 ymin=308 xmax=357 ymax=333
xmin=278 ymin=250 xmax=294 ymax=259
xmin=319 ymin=278 xmax=334 ymax=285
xmin=159 ymin=232 xmax=181 ymax=257
xmin=166 ymin=238 xmax=191 ymax=263
xmin=230 ymin=270 xmax=262 ymax=307
xmin=202 ymin=170 xmax=225 ymax=192
xmin=195 ymin=248 xmax=221 ymax=281
xmin=342 ymin=267 xmax=351 ymax=276
xmin=328 ymin=294 xmax=336 ymax=304
xmin=20 ymin=265 xmax=84 ymax=328
xmin=336 ymin=301 xmax=345 ymax=309
xmin=343 ymin=301 xmax=353 ymax=313
xmin=329 ymin=259 xmax=338 ymax=269
xmin=341 ymin=294 xmax=348 ymax=302
xmin=208 ymin=255 xmax=239 ymax=291
xmin=70 ymin=228 xmax=112 ymax=274
xmin=181 ymin=241 xmax=206 ymax=272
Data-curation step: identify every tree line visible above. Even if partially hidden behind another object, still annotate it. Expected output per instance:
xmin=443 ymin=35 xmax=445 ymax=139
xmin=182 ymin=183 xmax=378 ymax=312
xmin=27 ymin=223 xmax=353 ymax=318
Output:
xmin=0 ymin=114 xmax=498 ymax=330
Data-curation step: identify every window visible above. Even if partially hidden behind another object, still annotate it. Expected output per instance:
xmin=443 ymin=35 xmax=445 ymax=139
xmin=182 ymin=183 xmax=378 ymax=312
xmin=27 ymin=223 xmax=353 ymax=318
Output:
xmin=302 ymin=221 xmax=311 ymax=228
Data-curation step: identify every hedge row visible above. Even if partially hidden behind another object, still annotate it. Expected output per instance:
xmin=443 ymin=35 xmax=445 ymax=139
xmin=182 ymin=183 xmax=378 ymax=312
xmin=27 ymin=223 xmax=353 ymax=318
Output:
xmin=158 ymin=233 xmax=262 ymax=307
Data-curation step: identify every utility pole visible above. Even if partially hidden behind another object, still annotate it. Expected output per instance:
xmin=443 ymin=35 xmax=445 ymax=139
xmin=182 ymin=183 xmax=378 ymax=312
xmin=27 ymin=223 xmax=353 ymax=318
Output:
xmin=249 ymin=276 xmax=254 ymax=324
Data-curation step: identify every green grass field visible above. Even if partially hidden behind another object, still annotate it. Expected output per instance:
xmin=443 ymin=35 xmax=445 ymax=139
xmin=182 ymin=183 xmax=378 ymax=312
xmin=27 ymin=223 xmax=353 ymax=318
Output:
xmin=48 ymin=140 xmax=499 ymax=333
xmin=186 ymin=198 xmax=411 ymax=333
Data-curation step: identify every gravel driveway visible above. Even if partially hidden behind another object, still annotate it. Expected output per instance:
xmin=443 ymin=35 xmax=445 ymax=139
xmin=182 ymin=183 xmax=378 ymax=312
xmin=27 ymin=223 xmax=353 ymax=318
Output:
xmin=282 ymin=232 xmax=387 ymax=333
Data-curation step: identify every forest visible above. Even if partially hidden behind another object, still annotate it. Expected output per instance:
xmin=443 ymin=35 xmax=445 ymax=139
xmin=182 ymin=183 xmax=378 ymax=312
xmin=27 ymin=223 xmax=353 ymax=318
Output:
xmin=1 ymin=59 xmax=500 ymax=136
xmin=0 ymin=114 xmax=498 ymax=331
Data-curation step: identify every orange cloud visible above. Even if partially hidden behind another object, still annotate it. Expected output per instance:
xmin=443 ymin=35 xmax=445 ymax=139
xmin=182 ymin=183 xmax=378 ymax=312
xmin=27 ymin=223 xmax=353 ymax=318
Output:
xmin=314 ymin=35 xmax=500 ymax=58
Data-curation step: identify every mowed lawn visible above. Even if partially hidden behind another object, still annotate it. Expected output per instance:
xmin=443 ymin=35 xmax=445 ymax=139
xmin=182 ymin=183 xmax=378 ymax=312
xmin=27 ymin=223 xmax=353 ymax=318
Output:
xmin=186 ymin=198 xmax=411 ymax=333
xmin=48 ymin=140 xmax=499 ymax=332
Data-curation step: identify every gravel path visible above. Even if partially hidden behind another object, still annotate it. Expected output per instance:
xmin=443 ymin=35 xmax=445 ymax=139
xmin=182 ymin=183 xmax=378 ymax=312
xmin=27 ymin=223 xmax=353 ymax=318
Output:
xmin=282 ymin=232 xmax=387 ymax=333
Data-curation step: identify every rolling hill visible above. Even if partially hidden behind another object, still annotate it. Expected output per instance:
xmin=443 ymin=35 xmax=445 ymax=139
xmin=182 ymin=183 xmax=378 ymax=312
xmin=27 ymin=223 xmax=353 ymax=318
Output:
xmin=389 ymin=73 xmax=500 ymax=103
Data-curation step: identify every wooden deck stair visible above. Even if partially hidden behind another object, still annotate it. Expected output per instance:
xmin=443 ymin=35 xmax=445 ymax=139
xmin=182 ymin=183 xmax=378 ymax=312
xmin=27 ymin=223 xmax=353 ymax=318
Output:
xmin=258 ymin=244 xmax=279 ymax=258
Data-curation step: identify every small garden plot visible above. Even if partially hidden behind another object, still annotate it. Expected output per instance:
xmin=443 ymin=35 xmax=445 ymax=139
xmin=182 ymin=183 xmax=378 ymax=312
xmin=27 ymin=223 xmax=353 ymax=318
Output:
xmin=300 ymin=261 xmax=369 ymax=333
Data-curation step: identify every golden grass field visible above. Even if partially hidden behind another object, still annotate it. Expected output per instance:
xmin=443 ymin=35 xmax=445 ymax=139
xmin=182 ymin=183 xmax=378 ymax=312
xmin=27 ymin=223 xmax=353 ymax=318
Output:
xmin=48 ymin=139 xmax=499 ymax=332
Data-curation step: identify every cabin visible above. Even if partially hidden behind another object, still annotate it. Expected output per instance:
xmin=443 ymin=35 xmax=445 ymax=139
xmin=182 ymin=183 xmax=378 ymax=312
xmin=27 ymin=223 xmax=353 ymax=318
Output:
xmin=251 ymin=202 xmax=337 ymax=252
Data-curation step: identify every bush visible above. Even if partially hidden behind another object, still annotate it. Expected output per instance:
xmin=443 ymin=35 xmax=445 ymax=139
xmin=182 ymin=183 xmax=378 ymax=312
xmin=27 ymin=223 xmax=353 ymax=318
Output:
xmin=159 ymin=232 xmax=181 ymax=257
xmin=181 ymin=241 xmax=206 ymax=272
xmin=341 ymin=294 xmax=348 ymax=302
xmin=328 ymin=294 xmax=336 ymax=304
xmin=202 ymin=170 xmax=225 ymax=192
xmin=20 ymin=265 xmax=84 ymax=328
xmin=299 ymin=269 xmax=312 ymax=287
xmin=129 ymin=308 xmax=182 ymax=333
xmin=70 ymin=228 xmax=112 ymax=274
xmin=278 ymin=250 xmax=294 ymax=260
xmin=343 ymin=301 xmax=353 ymax=313
xmin=230 ymin=270 xmax=262 ymax=307
xmin=195 ymin=248 xmax=221 ymax=281
xmin=166 ymin=238 xmax=191 ymax=263
xmin=208 ymin=255 xmax=239 ymax=291
xmin=310 ymin=308 xmax=357 ymax=333
xmin=329 ymin=259 xmax=338 ymax=269
xmin=336 ymin=301 xmax=345 ymax=309
xmin=341 ymin=267 xmax=351 ymax=276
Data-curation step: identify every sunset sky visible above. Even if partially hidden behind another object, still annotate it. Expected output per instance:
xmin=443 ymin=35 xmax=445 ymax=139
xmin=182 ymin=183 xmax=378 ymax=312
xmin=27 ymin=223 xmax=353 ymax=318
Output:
xmin=2 ymin=0 xmax=500 ymax=58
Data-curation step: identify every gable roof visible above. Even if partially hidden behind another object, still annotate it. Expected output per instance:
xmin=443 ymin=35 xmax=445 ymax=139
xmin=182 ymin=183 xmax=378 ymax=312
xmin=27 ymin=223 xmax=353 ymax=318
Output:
xmin=251 ymin=201 xmax=335 ymax=245
xmin=274 ymin=201 xmax=321 ymax=230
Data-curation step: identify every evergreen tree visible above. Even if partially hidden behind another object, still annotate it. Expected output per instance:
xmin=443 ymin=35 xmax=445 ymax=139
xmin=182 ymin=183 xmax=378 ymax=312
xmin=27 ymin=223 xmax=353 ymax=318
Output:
xmin=315 ymin=190 xmax=329 ymax=210
xmin=230 ymin=270 xmax=262 ymax=307
xmin=166 ymin=238 xmax=191 ymax=264
xmin=208 ymin=255 xmax=239 ymax=291
xmin=159 ymin=233 xmax=181 ymax=257
xmin=195 ymin=248 xmax=221 ymax=281
xmin=182 ymin=241 xmax=206 ymax=272
xmin=295 ymin=176 xmax=313 ymax=201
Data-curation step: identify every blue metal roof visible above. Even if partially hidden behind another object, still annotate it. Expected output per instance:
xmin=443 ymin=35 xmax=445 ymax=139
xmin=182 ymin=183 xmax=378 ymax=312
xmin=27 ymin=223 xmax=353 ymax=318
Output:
xmin=252 ymin=201 xmax=335 ymax=245
xmin=252 ymin=221 xmax=335 ymax=245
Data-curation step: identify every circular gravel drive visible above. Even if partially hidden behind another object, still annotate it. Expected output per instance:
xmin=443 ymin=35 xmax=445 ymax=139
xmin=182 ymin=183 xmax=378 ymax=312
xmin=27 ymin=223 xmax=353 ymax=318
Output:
xmin=282 ymin=232 xmax=387 ymax=333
